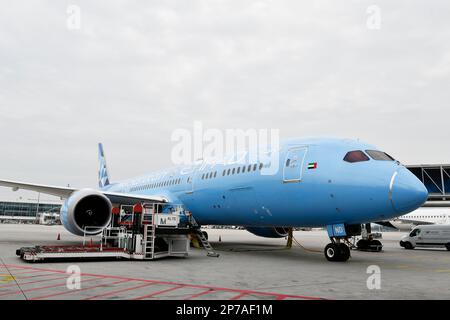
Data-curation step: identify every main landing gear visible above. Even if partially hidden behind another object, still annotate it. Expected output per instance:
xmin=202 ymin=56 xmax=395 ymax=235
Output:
xmin=324 ymin=240 xmax=351 ymax=262
xmin=356 ymin=223 xmax=383 ymax=252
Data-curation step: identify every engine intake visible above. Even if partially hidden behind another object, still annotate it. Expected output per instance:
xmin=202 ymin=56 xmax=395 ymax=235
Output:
xmin=60 ymin=189 xmax=112 ymax=236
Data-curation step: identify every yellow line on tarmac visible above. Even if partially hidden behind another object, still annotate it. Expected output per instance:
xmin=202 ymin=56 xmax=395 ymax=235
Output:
xmin=434 ymin=269 xmax=450 ymax=273
xmin=0 ymin=274 xmax=16 ymax=284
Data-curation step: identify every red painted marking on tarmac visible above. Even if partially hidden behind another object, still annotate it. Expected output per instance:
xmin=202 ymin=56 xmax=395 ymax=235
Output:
xmin=185 ymin=289 xmax=216 ymax=300
xmin=229 ymin=293 xmax=248 ymax=300
xmin=133 ymin=285 xmax=185 ymax=300
xmin=31 ymin=279 xmax=130 ymax=300
xmin=83 ymin=282 xmax=157 ymax=300
xmin=0 ymin=266 xmax=23 ymax=271
xmin=3 ymin=272 xmax=68 ymax=282
xmin=0 ymin=277 xmax=102 ymax=298
xmin=0 ymin=275 xmax=70 ymax=289
xmin=3 ymin=269 xmax=44 ymax=276
xmin=5 ymin=264 xmax=326 ymax=300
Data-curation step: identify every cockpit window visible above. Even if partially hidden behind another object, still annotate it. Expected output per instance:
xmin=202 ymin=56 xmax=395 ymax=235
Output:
xmin=343 ymin=150 xmax=370 ymax=163
xmin=366 ymin=150 xmax=395 ymax=161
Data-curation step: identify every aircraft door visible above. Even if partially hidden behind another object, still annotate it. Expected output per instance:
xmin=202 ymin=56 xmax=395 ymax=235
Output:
xmin=185 ymin=176 xmax=194 ymax=194
xmin=283 ymin=147 xmax=308 ymax=182
xmin=182 ymin=167 xmax=197 ymax=194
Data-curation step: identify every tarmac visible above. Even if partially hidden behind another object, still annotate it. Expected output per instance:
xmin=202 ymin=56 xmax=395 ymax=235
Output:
xmin=1 ymin=224 xmax=450 ymax=300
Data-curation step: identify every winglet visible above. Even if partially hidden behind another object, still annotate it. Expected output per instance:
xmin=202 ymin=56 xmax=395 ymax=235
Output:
xmin=98 ymin=143 xmax=111 ymax=188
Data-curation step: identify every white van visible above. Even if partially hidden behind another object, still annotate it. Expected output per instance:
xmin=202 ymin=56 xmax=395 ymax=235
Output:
xmin=400 ymin=225 xmax=450 ymax=250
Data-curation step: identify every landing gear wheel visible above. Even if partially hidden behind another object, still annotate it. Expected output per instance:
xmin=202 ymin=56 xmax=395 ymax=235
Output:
xmin=338 ymin=243 xmax=351 ymax=261
xmin=202 ymin=231 xmax=209 ymax=241
xmin=371 ymin=240 xmax=383 ymax=252
xmin=445 ymin=243 xmax=450 ymax=251
xmin=357 ymin=239 xmax=368 ymax=250
xmin=325 ymin=243 xmax=340 ymax=262
xmin=357 ymin=239 xmax=383 ymax=252
xmin=325 ymin=243 xmax=350 ymax=262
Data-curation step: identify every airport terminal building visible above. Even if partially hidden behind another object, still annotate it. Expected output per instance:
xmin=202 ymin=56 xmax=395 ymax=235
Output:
xmin=0 ymin=201 xmax=62 ymax=222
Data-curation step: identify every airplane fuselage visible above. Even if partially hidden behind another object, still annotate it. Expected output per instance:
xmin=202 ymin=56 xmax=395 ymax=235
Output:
xmin=102 ymin=138 xmax=428 ymax=228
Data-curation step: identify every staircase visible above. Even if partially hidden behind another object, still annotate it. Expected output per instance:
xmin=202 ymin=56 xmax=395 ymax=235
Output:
xmin=144 ymin=224 xmax=155 ymax=259
xmin=190 ymin=216 xmax=220 ymax=258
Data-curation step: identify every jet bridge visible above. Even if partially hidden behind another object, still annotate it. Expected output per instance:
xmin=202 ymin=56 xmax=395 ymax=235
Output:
xmin=407 ymin=165 xmax=450 ymax=206
xmin=17 ymin=203 xmax=219 ymax=262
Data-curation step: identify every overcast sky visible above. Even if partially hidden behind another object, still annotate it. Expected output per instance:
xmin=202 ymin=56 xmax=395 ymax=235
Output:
xmin=0 ymin=0 xmax=449 ymax=201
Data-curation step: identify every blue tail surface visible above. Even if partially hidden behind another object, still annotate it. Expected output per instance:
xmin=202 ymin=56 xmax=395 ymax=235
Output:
xmin=98 ymin=143 xmax=111 ymax=188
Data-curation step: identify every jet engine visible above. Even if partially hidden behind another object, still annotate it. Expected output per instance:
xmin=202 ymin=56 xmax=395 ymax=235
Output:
xmin=246 ymin=227 xmax=290 ymax=238
xmin=60 ymin=189 xmax=112 ymax=236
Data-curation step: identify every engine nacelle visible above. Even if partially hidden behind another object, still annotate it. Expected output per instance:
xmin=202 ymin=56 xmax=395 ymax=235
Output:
xmin=246 ymin=227 xmax=290 ymax=238
xmin=60 ymin=189 xmax=112 ymax=236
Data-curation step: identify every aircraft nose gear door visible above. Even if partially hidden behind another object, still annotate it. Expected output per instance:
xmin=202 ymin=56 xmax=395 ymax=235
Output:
xmin=283 ymin=147 xmax=307 ymax=182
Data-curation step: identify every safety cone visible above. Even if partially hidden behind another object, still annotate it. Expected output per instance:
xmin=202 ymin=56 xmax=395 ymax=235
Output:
xmin=57 ymin=233 xmax=61 ymax=241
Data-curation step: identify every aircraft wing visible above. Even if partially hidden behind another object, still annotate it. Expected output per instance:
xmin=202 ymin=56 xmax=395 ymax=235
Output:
xmin=100 ymin=191 xmax=167 ymax=205
xmin=0 ymin=179 xmax=76 ymax=198
xmin=393 ymin=217 xmax=435 ymax=225
xmin=0 ymin=179 xmax=167 ymax=204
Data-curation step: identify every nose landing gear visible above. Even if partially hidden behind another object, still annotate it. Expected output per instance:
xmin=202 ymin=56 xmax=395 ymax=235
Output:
xmin=324 ymin=223 xmax=361 ymax=262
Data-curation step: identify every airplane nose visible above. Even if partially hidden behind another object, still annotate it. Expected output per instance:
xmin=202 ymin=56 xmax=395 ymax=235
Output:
xmin=390 ymin=168 xmax=428 ymax=213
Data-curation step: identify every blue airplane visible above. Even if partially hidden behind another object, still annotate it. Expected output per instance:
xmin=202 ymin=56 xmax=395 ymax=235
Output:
xmin=0 ymin=137 xmax=428 ymax=262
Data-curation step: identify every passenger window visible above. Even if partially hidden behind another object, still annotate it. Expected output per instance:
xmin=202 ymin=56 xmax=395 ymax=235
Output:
xmin=232 ymin=168 xmax=236 ymax=175
xmin=343 ymin=151 xmax=370 ymax=163
xmin=242 ymin=166 xmax=246 ymax=173
xmin=237 ymin=167 xmax=241 ymax=174
xmin=253 ymin=164 xmax=258 ymax=171
xmin=259 ymin=163 xmax=264 ymax=170
xmin=366 ymin=150 xmax=395 ymax=161
xmin=223 ymin=170 xmax=226 ymax=176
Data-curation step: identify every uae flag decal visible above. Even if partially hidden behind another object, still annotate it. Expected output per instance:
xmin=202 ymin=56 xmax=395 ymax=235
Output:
xmin=308 ymin=162 xmax=318 ymax=170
